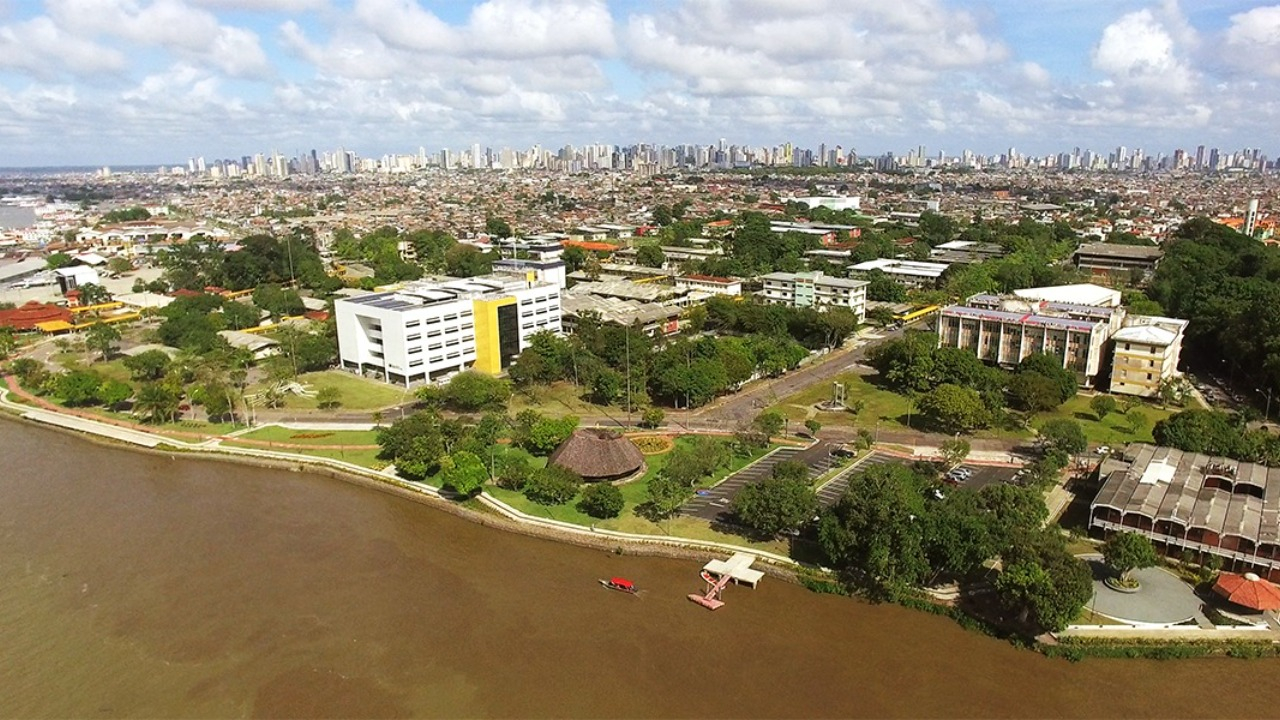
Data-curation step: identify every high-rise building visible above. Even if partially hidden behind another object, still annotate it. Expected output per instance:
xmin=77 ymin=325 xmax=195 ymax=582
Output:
xmin=1246 ymin=199 xmax=1260 ymax=237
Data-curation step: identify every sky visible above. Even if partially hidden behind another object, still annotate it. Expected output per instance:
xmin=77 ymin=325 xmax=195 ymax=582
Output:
xmin=0 ymin=0 xmax=1278 ymax=166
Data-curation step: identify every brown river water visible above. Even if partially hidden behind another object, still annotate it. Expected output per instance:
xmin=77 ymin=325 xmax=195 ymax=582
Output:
xmin=3 ymin=419 xmax=1280 ymax=718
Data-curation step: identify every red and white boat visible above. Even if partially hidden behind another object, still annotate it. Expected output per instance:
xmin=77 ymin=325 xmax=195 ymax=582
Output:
xmin=599 ymin=577 xmax=638 ymax=594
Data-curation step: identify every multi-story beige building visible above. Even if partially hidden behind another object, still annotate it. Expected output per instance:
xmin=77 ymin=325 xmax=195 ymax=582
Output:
xmin=1109 ymin=316 xmax=1189 ymax=397
xmin=936 ymin=299 xmax=1115 ymax=382
xmin=937 ymin=285 xmax=1188 ymax=394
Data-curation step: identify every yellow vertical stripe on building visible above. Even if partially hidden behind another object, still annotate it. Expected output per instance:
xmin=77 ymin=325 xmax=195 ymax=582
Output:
xmin=472 ymin=297 xmax=516 ymax=375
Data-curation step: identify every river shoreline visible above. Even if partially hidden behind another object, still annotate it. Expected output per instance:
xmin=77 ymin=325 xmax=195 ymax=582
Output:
xmin=0 ymin=407 xmax=804 ymax=584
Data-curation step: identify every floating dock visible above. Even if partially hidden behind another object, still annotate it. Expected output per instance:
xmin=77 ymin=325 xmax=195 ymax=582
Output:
xmin=687 ymin=553 xmax=762 ymax=610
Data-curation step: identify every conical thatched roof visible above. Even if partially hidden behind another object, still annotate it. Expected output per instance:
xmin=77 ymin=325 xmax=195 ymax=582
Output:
xmin=549 ymin=429 xmax=645 ymax=481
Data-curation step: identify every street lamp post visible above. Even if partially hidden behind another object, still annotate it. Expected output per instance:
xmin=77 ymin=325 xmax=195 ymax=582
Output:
xmin=1259 ymin=387 xmax=1274 ymax=425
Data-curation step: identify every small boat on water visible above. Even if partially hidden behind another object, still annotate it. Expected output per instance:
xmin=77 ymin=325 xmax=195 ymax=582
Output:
xmin=600 ymin=577 xmax=638 ymax=594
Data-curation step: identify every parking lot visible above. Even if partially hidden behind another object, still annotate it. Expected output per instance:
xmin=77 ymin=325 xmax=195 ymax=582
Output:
xmin=681 ymin=442 xmax=845 ymax=522
xmin=944 ymin=463 xmax=1022 ymax=491
xmin=815 ymin=450 xmax=901 ymax=506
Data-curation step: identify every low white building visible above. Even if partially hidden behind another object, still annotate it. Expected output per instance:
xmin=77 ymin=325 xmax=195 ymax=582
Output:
xmin=675 ymin=275 xmax=741 ymax=296
xmin=757 ymin=271 xmax=868 ymax=320
xmin=849 ymin=258 xmax=948 ymax=288
xmin=336 ymin=276 xmax=561 ymax=386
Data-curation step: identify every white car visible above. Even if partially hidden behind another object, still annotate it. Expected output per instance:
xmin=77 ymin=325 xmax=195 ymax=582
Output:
xmin=1095 ymin=446 xmax=1111 ymax=455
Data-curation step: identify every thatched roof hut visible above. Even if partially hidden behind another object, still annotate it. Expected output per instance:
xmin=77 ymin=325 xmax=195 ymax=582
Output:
xmin=549 ymin=429 xmax=645 ymax=482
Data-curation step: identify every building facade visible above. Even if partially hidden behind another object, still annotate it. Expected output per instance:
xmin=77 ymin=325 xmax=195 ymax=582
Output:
xmin=1109 ymin=317 xmax=1189 ymax=397
xmin=335 ymin=277 xmax=561 ymax=386
xmin=937 ymin=286 xmax=1187 ymax=392
xmin=757 ymin=271 xmax=867 ymax=320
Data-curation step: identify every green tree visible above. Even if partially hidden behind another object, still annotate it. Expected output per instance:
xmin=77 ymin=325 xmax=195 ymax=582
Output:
xmin=732 ymin=473 xmax=817 ymax=538
xmin=577 ymin=483 xmax=625 ymax=519
xmin=1038 ymin=418 xmax=1087 ymax=455
xmin=1125 ymin=407 xmax=1149 ymax=436
xmin=134 ymin=382 xmax=180 ymax=423
xmin=484 ymin=217 xmax=513 ymax=238
xmin=45 ymin=252 xmax=73 ymax=270
xmin=0 ymin=327 xmax=16 ymax=361
xmin=496 ymin=450 xmax=534 ymax=490
xmin=106 ymin=256 xmax=132 ymax=276
xmin=123 ymin=349 xmax=172 ymax=381
xmin=1090 ymin=394 xmax=1118 ymax=421
xmin=55 ymin=370 xmax=104 ymax=406
xmin=804 ymin=418 xmax=822 ymax=437
xmin=518 ymin=414 xmax=580 ymax=456
xmin=315 ymin=386 xmax=341 ymax=409
xmin=77 ymin=283 xmax=111 ymax=306
xmin=640 ymin=406 xmax=665 ymax=429
xmin=753 ymin=409 xmax=786 ymax=438
xmin=819 ymin=463 xmax=931 ymax=595
xmin=444 ymin=244 xmax=495 ymax=277
xmin=1101 ymin=532 xmax=1159 ymax=583
xmin=443 ymin=371 xmax=511 ymax=411
xmin=523 ymin=465 xmax=581 ymax=505
xmin=376 ymin=411 xmax=446 ymax=480
xmin=1017 ymin=353 xmax=1077 ymax=404
xmin=252 ymin=284 xmax=305 ymax=319
xmin=994 ymin=530 xmax=1093 ymax=633
xmin=83 ymin=322 xmax=122 ymax=360
xmin=643 ymin=471 xmax=693 ymax=519
xmin=864 ymin=270 xmax=907 ymax=302
xmin=1008 ymin=372 xmax=1065 ymax=414
xmin=635 ymin=244 xmax=666 ymax=268
xmin=221 ymin=300 xmax=261 ymax=330
xmin=940 ymin=437 xmax=971 ymax=468
xmin=867 ymin=332 xmax=937 ymax=393
xmin=441 ymin=450 xmax=489 ymax=496
xmin=95 ymin=378 xmax=133 ymax=408
xmin=917 ymin=384 xmax=990 ymax=433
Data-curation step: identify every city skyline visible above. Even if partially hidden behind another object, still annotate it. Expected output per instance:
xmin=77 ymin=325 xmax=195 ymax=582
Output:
xmin=1 ymin=0 xmax=1278 ymax=166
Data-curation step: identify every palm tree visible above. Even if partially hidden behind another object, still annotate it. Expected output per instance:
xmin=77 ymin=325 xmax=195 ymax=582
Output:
xmin=135 ymin=382 xmax=180 ymax=424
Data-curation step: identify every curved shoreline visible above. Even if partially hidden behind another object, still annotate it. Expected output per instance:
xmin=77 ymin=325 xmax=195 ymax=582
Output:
xmin=0 ymin=404 xmax=803 ymax=584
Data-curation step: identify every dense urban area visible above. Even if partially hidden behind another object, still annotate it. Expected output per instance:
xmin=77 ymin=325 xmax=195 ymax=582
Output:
xmin=4 ymin=149 xmax=1280 ymax=654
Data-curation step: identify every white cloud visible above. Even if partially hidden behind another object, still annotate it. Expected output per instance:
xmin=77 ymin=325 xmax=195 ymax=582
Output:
xmin=46 ymin=0 xmax=273 ymax=78
xmin=1091 ymin=8 xmax=1195 ymax=94
xmin=1224 ymin=5 xmax=1280 ymax=78
xmin=0 ymin=16 xmax=127 ymax=78
xmin=193 ymin=0 xmax=327 ymax=9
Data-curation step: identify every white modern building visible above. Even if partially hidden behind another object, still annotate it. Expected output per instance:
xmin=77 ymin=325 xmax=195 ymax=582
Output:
xmin=336 ymin=276 xmax=561 ymax=386
xmin=675 ymin=275 xmax=742 ymax=296
xmin=758 ymin=271 xmax=868 ymax=320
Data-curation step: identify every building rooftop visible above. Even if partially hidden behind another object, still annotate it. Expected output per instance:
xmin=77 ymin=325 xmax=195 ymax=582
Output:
xmin=1113 ymin=324 xmax=1179 ymax=346
xmin=941 ymin=303 xmax=1103 ymax=332
xmin=759 ymin=270 xmax=869 ymax=289
xmin=849 ymin=258 xmax=948 ymax=278
xmin=1075 ymin=242 xmax=1165 ymax=260
xmin=1093 ymin=443 xmax=1280 ymax=547
xmin=341 ymin=276 xmax=552 ymax=312
xmin=1012 ymin=283 xmax=1122 ymax=308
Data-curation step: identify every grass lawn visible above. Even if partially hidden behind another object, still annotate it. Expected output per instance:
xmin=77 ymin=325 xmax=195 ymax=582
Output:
xmin=234 ymin=425 xmax=382 ymax=446
xmin=1033 ymin=394 xmax=1173 ymax=445
xmin=770 ymin=370 xmax=913 ymax=429
xmin=52 ymin=355 xmax=135 ymax=385
xmin=485 ymin=436 xmax=784 ymax=553
xmin=508 ymin=382 xmax=615 ymax=419
xmin=221 ymin=439 xmax=386 ymax=469
xmin=249 ymin=370 xmax=413 ymax=411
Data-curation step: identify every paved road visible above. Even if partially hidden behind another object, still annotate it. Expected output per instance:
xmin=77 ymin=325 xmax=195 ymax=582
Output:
xmin=689 ymin=328 xmax=904 ymax=428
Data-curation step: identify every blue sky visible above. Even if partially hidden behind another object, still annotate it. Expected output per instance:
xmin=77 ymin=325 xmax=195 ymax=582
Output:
xmin=0 ymin=0 xmax=1276 ymax=166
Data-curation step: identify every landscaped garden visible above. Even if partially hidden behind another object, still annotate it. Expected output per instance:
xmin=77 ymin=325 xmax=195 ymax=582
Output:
xmin=245 ymin=370 xmax=411 ymax=411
